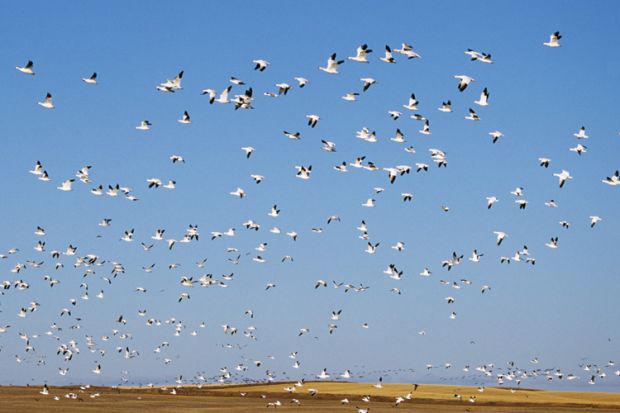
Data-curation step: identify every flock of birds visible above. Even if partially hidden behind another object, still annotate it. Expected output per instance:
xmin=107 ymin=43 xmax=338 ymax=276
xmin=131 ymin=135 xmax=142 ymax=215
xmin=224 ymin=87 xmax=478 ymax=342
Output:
xmin=2 ymin=30 xmax=620 ymax=407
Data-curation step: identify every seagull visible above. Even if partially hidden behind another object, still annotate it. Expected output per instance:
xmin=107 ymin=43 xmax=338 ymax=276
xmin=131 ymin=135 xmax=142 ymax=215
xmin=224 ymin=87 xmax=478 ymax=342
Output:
xmin=553 ymin=170 xmax=572 ymax=188
xmin=574 ymin=126 xmax=588 ymax=139
xmin=454 ymin=75 xmax=474 ymax=92
xmin=81 ymin=72 xmax=97 ymax=84
xmin=475 ymin=87 xmax=490 ymax=106
xmin=380 ymin=45 xmax=396 ymax=63
xmin=177 ymin=111 xmax=191 ymax=124
xmin=544 ymin=31 xmax=562 ymax=48
xmin=38 ymin=93 xmax=55 ymax=109
xmin=253 ymin=59 xmax=270 ymax=71
xmin=348 ymin=44 xmax=373 ymax=63
xmin=16 ymin=60 xmax=35 ymax=75
xmin=319 ymin=53 xmax=344 ymax=74
xmin=136 ymin=120 xmax=151 ymax=130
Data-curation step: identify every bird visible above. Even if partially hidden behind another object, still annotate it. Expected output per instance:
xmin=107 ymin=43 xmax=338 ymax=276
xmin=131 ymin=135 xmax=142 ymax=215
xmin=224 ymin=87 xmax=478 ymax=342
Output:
xmin=494 ymin=231 xmax=507 ymax=246
xmin=475 ymin=87 xmax=490 ymax=106
xmin=602 ymin=170 xmax=620 ymax=186
xmin=241 ymin=146 xmax=255 ymax=158
xmin=136 ymin=120 xmax=152 ymax=130
xmin=361 ymin=78 xmax=376 ymax=92
xmin=438 ymin=101 xmax=452 ymax=112
xmin=590 ymin=216 xmax=602 ymax=228
xmin=380 ymin=45 xmax=396 ymax=63
xmin=569 ymin=143 xmax=587 ymax=155
xmin=348 ymin=44 xmax=373 ymax=63
xmin=465 ymin=108 xmax=480 ymax=121
xmin=454 ymin=75 xmax=475 ymax=92
xmin=544 ymin=31 xmax=562 ymax=47
xmin=553 ymin=170 xmax=573 ymax=188
xmin=16 ymin=60 xmax=35 ymax=75
xmin=253 ymin=59 xmax=270 ymax=71
xmin=294 ymin=77 xmax=309 ymax=88
xmin=57 ymin=179 xmax=74 ymax=192
xmin=489 ymin=131 xmax=504 ymax=143
xmin=574 ymin=126 xmax=588 ymax=139
xmin=319 ymin=53 xmax=344 ymax=74
xmin=539 ymin=157 xmax=551 ymax=168
xmin=306 ymin=114 xmax=320 ymax=128
xmin=177 ymin=111 xmax=191 ymax=124
xmin=38 ymin=93 xmax=55 ymax=109
xmin=81 ymin=72 xmax=97 ymax=84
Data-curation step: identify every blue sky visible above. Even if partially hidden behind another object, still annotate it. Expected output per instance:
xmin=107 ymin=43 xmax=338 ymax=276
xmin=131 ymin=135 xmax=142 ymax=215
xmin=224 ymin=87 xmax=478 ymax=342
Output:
xmin=1 ymin=1 xmax=619 ymax=390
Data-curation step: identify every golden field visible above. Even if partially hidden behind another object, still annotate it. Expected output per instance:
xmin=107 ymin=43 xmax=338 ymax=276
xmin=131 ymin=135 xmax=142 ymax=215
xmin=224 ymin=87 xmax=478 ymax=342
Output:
xmin=1 ymin=381 xmax=619 ymax=412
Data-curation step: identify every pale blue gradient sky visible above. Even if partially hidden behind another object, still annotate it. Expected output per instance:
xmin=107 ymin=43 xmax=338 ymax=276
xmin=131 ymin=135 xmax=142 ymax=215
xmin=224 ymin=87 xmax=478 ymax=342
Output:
xmin=0 ymin=1 xmax=619 ymax=390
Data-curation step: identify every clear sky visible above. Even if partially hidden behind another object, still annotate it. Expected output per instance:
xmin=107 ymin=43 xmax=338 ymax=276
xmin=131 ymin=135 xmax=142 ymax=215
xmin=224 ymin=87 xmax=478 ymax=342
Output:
xmin=1 ymin=0 xmax=619 ymax=390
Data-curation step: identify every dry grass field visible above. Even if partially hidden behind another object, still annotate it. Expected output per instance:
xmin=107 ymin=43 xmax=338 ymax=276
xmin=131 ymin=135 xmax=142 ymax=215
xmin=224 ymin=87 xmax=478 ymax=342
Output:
xmin=1 ymin=382 xmax=619 ymax=413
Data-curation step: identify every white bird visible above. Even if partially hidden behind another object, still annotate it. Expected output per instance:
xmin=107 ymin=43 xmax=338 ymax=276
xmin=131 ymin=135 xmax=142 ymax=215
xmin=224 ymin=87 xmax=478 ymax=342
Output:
xmin=342 ymin=92 xmax=359 ymax=101
xmin=494 ymin=231 xmax=507 ymax=246
xmin=602 ymin=170 xmax=620 ymax=186
xmin=57 ymin=179 xmax=74 ymax=192
xmin=546 ymin=237 xmax=559 ymax=249
xmin=489 ymin=131 xmax=504 ymax=143
xmin=136 ymin=120 xmax=152 ymax=130
xmin=394 ymin=43 xmax=421 ymax=59
xmin=569 ymin=143 xmax=587 ymax=155
xmin=253 ymin=59 xmax=270 ymax=71
xmin=553 ymin=170 xmax=573 ymax=188
xmin=230 ymin=187 xmax=245 ymax=198
xmin=574 ymin=126 xmax=588 ymax=139
xmin=294 ymin=77 xmax=309 ymax=88
xmin=295 ymin=165 xmax=312 ymax=180
xmin=544 ymin=31 xmax=562 ymax=48
xmin=177 ymin=111 xmax=191 ymax=124
xmin=438 ymin=100 xmax=452 ymax=112
xmin=362 ymin=198 xmax=375 ymax=208
xmin=590 ymin=216 xmax=602 ymax=228
xmin=419 ymin=120 xmax=431 ymax=135
xmin=81 ymin=72 xmax=97 ymax=84
xmin=241 ymin=146 xmax=255 ymax=158
xmin=475 ymin=87 xmax=490 ymax=106
xmin=16 ymin=60 xmax=35 ymax=75
xmin=38 ymin=93 xmax=55 ymax=109
xmin=361 ymin=77 xmax=376 ymax=92
xmin=402 ymin=93 xmax=418 ymax=110
xmin=454 ymin=75 xmax=475 ymax=92
xmin=317 ymin=368 xmax=330 ymax=379
xmin=321 ymin=139 xmax=337 ymax=152
xmin=465 ymin=108 xmax=480 ymax=121
xmin=380 ymin=45 xmax=396 ymax=63
xmin=539 ymin=157 xmax=551 ymax=168
xmin=319 ymin=53 xmax=344 ymax=74
xmin=348 ymin=44 xmax=373 ymax=63
xmin=306 ymin=114 xmax=320 ymax=128
xmin=157 ymin=70 xmax=183 ymax=92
